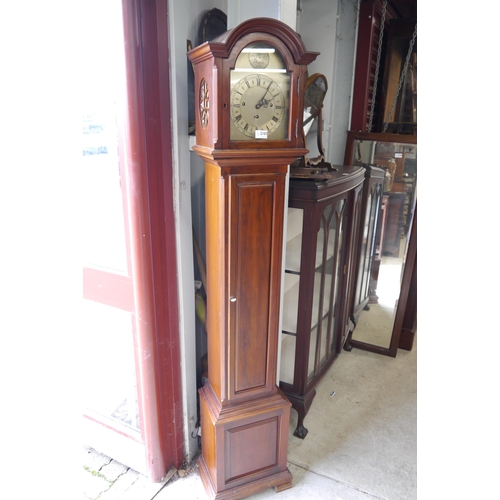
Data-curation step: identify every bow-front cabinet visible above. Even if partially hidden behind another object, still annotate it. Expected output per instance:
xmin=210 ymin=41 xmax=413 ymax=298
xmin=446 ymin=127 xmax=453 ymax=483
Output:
xmin=279 ymin=166 xmax=365 ymax=439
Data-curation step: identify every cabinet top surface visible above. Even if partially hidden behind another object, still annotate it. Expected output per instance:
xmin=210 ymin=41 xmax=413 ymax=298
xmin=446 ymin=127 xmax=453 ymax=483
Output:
xmin=288 ymin=165 xmax=365 ymax=203
xmin=289 ymin=165 xmax=365 ymax=191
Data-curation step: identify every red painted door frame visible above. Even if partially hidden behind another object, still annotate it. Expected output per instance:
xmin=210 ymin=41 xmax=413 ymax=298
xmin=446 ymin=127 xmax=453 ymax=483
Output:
xmin=83 ymin=0 xmax=183 ymax=482
xmin=121 ymin=0 xmax=184 ymax=479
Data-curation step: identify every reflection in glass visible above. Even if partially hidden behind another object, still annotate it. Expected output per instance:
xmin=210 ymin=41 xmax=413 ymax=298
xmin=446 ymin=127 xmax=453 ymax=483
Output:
xmin=354 ymin=186 xmax=381 ymax=308
xmin=351 ymin=139 xmax=416 ymax=349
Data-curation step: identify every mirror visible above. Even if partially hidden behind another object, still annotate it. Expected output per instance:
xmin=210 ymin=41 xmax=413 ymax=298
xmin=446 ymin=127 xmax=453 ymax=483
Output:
xmin=303 ymin=73 xmax=327 ymax=166
xmin=344 ymin=132 xmax=416 ymax=356
xmin=291 ymin=73 xmax=331 ymax=180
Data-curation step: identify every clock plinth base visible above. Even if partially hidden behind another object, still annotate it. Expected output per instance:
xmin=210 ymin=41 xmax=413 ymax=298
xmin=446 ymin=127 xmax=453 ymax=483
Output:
xmin=197 ymin=383 xmax=293 ymax=500
xmin=198 ymin=457 xmax=293 ymax=500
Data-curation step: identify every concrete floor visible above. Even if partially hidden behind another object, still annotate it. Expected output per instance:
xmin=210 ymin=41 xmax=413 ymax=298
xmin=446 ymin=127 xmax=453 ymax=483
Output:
xmin=84 ymin=338 xmax=416 ymax=500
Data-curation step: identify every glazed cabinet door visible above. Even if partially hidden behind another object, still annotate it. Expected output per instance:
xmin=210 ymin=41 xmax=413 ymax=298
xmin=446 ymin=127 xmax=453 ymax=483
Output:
xmin=227 ymin=170 xmax=286 ymax=404
xmin=351 ymin=167 xmax=384 ymax=321
xmin=280 ymin=191 xmax=350 ymax=390
xmin=305 ymin=197 xmax=348 ymax=383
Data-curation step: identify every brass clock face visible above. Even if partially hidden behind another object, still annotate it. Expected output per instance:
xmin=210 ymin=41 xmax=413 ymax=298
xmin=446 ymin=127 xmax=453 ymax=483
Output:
xmin=230 ymin=74 xmax=286 ymax=138
xmin=230 ymin=43 xmax=290 ymax=141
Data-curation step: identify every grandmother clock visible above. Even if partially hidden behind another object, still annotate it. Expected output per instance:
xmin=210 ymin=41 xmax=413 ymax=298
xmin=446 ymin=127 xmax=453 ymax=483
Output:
xmin=188 ymin=18 xmax=318 ymax=500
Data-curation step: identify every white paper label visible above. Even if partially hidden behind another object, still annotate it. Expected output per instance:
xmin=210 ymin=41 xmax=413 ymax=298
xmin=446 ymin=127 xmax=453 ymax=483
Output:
xmin=255 ymin=129 xmax=268 ymax=139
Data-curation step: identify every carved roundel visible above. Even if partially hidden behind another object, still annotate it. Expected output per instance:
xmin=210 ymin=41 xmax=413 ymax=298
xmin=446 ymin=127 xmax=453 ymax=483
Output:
xmin=199 ymin=78 xmax=209 ymax=129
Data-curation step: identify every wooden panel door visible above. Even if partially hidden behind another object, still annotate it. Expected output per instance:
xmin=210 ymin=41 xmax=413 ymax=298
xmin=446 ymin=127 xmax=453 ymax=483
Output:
xmin=228 ymin=170 xmax=286 ymax=404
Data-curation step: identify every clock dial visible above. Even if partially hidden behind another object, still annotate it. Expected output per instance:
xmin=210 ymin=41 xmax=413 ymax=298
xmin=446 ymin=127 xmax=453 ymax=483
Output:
xmin=230 ymin=74 xmax=286 ymax=138
xmin=230 ymin=42 xmax=290 ymax=141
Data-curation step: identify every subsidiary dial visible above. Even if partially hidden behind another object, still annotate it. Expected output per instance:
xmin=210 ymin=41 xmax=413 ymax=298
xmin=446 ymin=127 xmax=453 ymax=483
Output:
xmin=230 ymin=74 xmax=286 ymax=138
xmin=248 ymin=52 xmax=269 ymax=69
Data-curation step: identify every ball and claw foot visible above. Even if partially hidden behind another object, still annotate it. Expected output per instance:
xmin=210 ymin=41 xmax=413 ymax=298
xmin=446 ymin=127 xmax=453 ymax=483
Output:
xmin=293 ymin=423 xmax=308 ymax=439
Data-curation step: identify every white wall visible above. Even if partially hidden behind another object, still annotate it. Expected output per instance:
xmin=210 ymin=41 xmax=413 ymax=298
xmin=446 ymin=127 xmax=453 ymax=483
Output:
xmin=228 ymin=0 xmax=296 ymax=29
xmin=297 ymin=0 xmax=359 ymax=164
xmin=168 ymin=0 xmax=231 ymax=462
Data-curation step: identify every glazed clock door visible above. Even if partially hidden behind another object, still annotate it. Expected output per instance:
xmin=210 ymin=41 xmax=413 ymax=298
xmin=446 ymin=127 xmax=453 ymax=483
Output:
xmin=230 ymin=42 xmax=290 ymax=141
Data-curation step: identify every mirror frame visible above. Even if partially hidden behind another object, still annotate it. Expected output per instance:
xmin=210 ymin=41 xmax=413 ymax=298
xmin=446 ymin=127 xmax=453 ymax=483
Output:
xmin=302 ymin=73 xmax=328 ymax=167
xmin=344 ymin=131 xmax=417 ymax=357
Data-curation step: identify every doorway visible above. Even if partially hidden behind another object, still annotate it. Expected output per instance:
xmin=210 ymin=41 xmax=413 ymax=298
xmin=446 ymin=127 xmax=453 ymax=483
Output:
xmin=82 ymin=0 xmax=184 ymax=481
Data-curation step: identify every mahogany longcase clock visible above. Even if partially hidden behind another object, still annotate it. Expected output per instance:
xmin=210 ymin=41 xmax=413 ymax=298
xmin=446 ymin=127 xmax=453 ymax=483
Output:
xmin=188 ymin=18 xmax=318 ymax=500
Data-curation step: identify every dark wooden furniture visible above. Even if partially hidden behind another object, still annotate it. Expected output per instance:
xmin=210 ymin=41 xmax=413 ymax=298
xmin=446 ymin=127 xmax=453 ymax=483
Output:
xmin=350 ymin=0 xmax=417 ymax=134
xmin=350 ymin=0 xmax=399 ymax=132
xmin=342 ymin=131 xmax=416 ymax=357
xmin=188 ymin=18 xmax=318 ymax=499
xmin=395 ymin=202 xmax=417 ymax=351
xmin=348 ymin=165 xmax=385 ymax=324
xmin=279 ymin=166 xmax=365 ymax=438
xmin=379 ymin=18 xmax=417 ymax=134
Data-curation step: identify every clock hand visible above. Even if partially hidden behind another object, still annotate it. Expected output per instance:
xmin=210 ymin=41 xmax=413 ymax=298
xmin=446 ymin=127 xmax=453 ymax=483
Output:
xmin=256 ymin=99 xmax=272 ymax=109
xmin=256 ymin=81 xmax=275 ymax=109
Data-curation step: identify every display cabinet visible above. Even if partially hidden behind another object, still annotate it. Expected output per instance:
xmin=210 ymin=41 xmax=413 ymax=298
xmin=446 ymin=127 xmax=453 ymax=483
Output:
xmin=348 ymin=165 xmax=385 ymax=325
xmin=279 ymin=166 xmax=365 ymax=439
